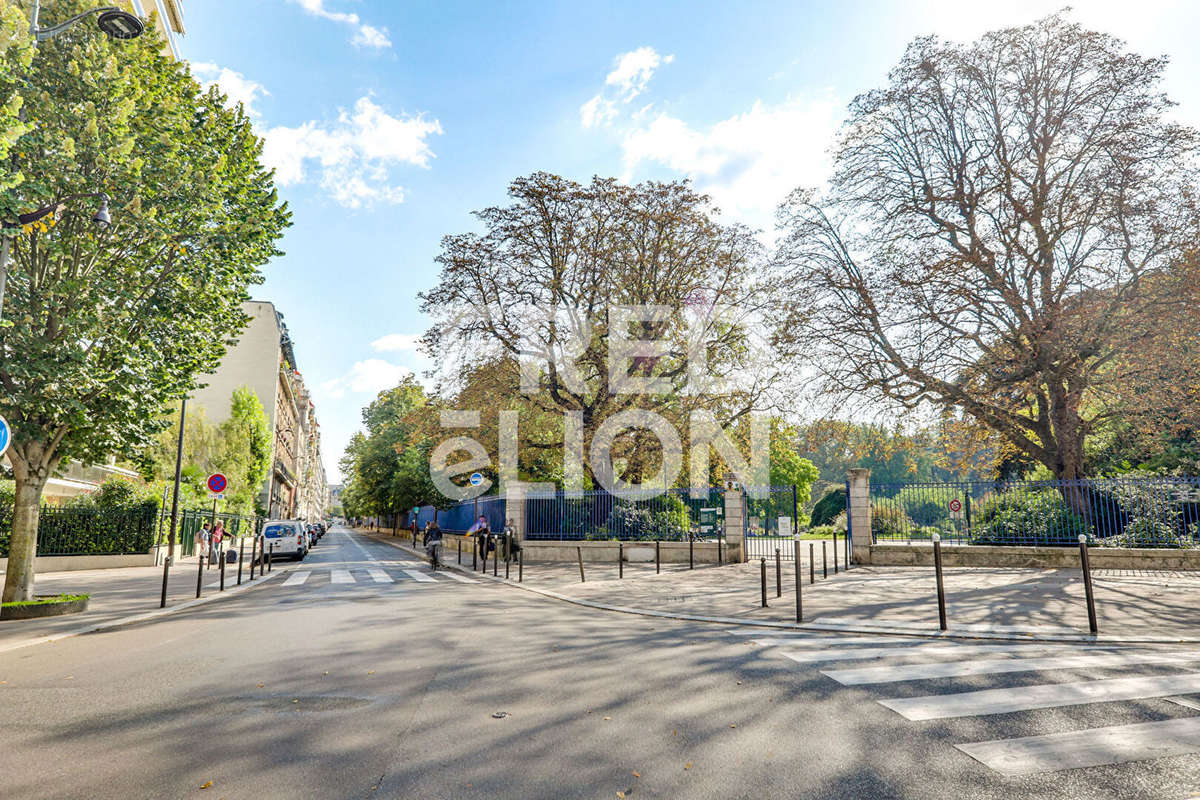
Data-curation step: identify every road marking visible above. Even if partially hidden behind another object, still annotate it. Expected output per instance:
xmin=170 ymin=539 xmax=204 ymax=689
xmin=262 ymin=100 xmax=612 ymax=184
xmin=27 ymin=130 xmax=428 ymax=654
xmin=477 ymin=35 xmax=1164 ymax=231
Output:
xmin=331 ymin=569 xmax=355 ymax=584
xmin=954 ymin=717 xmax=1200 ymax=775
xmin=823 ymin=651 xmax=1200 ymax=685
xmin=367 ymin=568 xmax=394 ymax=584
xmin=750 ymin=636 xmax=941 ymax=648
xmin=401 ymin=569 xmax=437 ymax=583
xmin=436 ymin=570 xmax=477 ymax=584
xmin=781 ymin=642 xmax=1080 ymax=665
xmin=282 ymin=571 xmax=311 ymax=587
xmin=880 ymin=672 xmax=1200 ymax=720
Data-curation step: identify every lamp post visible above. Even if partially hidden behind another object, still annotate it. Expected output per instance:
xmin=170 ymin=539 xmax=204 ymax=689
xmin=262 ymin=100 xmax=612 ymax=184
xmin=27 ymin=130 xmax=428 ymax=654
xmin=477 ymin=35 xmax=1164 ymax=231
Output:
xmin=29 ymin=2 xmax=145 ymax=44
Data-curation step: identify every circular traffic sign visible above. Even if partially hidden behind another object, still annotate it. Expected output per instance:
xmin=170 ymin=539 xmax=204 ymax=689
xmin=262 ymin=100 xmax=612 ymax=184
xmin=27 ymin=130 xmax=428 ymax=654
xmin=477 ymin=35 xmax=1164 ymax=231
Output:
xmin=0 ymin=413 xmax=9 ymax=460
xmin=469 ymin=472 xmax=484 ymax=486
xmin=207 ymin=473 xmax=228 ymax=494
xmin=948 ymin=498 xmax=962 ymax=513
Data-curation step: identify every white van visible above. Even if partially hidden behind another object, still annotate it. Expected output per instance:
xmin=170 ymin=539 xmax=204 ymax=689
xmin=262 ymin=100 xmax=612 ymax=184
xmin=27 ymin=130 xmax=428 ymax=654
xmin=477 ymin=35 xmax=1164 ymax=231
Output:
xmin=261 ymin=520 xmax=307 ymax=561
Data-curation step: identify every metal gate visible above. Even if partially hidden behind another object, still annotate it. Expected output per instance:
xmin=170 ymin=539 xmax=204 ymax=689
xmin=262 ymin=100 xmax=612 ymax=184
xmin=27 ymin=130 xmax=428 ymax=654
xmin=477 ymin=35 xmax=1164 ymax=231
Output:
xmin=744 ymin=485 xmax=799 ymax=561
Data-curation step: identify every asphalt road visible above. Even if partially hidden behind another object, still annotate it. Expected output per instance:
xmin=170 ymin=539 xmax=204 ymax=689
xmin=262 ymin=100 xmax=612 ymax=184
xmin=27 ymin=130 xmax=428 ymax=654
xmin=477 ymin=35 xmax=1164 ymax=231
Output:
xmin=1 ymin=526 xmax=1198 ymax=799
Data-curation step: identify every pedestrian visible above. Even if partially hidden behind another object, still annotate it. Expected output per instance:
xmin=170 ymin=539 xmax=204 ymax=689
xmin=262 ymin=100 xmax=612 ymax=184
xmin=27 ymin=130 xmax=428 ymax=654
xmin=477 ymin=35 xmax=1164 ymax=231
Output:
xmin=468 ymin=515 xmax=491 ymax=561
xmin=504 ymin=518 xmax=519 ymax=561
xmin=212 ymin=521 xmax=225 ymax=565
xmin=424 ymin=519 xmax=443 ymax=569
xmin=196 ymin=522 xmax=211 ymax=565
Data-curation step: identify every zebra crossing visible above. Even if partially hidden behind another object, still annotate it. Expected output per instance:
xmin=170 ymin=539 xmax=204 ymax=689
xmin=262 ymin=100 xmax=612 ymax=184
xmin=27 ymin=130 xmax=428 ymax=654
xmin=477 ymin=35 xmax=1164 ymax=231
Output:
xmin=744 ymin=631 xmax=1200 ymax=775
xmin=204 ymin=565 xmax=477 ymax=590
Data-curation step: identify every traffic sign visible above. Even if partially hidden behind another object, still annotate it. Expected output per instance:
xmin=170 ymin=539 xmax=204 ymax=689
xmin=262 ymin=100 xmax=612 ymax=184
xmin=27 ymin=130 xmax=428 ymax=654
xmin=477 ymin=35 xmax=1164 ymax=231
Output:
xmin=469 ymin=472 xmax=483 ymax=486
xmin=0 ymin=413 xmax=9 ymax=460
xmin=949 ymin=497 xmax=963 ymax=519
xmin=207 ymin=473 xmax=227 ymax=497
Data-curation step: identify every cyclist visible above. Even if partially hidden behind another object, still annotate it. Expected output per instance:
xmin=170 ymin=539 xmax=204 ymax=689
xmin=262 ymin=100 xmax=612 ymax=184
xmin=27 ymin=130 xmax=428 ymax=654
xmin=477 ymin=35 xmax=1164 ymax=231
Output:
xmin=423 ymin=520 xmax=444 ymax=569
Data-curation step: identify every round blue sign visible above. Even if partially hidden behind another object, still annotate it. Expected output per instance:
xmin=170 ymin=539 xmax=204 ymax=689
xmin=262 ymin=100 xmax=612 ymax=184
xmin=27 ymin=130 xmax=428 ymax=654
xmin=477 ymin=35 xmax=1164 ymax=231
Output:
xmin=207 ymin=473 xmax=227 ymax=494
xmin=469 ymin=472 xmax=483 ymax=486
xmin=0 ymin=413 xmax=9 ymax=460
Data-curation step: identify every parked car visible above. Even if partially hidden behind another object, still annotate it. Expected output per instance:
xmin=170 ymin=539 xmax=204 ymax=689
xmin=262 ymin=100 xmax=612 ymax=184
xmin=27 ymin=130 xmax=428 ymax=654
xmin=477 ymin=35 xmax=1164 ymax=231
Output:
xmin=261 ymin=520 xmax=307 ymax=561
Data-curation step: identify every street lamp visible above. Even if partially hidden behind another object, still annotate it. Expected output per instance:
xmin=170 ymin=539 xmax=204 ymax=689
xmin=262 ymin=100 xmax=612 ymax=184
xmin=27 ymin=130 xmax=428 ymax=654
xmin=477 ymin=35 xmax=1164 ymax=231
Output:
xmin=0 ymin=192 xmax=112 ymax=324
xmin=29 ymin=2 xmax=145 ymax=44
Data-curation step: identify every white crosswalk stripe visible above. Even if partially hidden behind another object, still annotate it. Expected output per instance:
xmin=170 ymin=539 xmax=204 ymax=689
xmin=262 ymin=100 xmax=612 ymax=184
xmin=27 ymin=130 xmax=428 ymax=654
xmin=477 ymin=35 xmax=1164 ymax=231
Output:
xmin=401 ymin=568 xmax=437 ymax=583
xmin=436 ymin=570 xmax=478 ymax=584
xmin=745 ymin=631 xmax=1200 ymax=774
xmin=331 ymin=569 xmax=356 ymax=584
xmin=367 ymin=568 xmax=394 ymax=583
xmin=282 ymin=571 xmax=311 ymax=587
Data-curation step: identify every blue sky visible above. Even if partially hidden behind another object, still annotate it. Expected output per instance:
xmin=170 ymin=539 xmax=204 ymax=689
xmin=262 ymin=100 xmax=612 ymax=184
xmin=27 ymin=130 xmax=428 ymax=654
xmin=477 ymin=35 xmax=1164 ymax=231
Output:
xmin=180 ymin=0 xmax=1200 ymax=481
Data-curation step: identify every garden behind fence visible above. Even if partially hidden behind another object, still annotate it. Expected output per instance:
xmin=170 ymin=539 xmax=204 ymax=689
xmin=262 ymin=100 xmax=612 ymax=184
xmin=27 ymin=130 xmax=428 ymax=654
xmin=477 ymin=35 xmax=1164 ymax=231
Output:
xmin=870 ymin=476 xmax=1200 ymax=548
xmin=0 ymin=504 xmax=159 ymax=558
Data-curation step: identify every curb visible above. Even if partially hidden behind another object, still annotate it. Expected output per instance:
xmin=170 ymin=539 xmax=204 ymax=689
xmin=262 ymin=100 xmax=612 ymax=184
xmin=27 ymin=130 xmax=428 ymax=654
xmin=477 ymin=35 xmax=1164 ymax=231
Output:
xmin=0 ymin=564 xmax=293 ymax=656
xmin=361 ymin=532 xmax=1200 ymax=646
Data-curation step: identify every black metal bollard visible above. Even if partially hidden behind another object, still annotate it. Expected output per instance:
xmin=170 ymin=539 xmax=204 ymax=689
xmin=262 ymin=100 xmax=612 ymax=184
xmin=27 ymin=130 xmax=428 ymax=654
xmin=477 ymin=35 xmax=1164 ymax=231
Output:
xmin=933 ymin=533 xmax=947 ymax=631
xmin=619 ymin=542 xmax=623 ymax=579
xmin=718 ymin=533 xmax=723 ymax=566
xmin=518 ymin=548 xmax=524 ymax=582
xmin=1079 ymin=534 xmax=1098 ymax=634
xmin=268 ymin=544 xmax=274 ymax=572
xmin=473 ymin=538 xmax=478 ymax=571
xmin=159 ymin=554 xmax=171 ymax=609
xmin=249 ymin=537 xmax=257 ymax=581
xmin=655 ymin=540 xmax=661 ymax=574
xmin=505 ymin=548 xmax=510 ymax=580
xmin=237 ymin=538 xmax=245 ymax=585
xmin=219 ymin=549 xmax=226 ymax=592
xmin=689 ymin=537 xmax=694 ymax=570
xmin=458 ymin=539 xmax=462 ymax=565
xmin=577 ymin=546 xmax=586 ymax=583
xmin=833 ymin=530 xmax=839 ymax=574
xmin=794 ymin=539 xmax=803 ymax=623
xmin=493 ymin=537 xmax=498 ymax=577
xmin=196 ymin=555 xmax=205 ymax=598
xmin=775 ymin=548 xmax=782 ymax=597
xmin=809 ymin=542 xmax=815 ymax=584
xmin=760 ymin=558 xmax=768 ymax=608
xmin=822 ymin=541 xmax=828 ymax=579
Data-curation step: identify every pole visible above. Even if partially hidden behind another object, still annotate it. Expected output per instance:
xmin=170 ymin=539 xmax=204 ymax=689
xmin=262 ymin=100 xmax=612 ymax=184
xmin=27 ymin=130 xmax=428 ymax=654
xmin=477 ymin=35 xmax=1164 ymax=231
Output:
xmin=689 ymin=535 xmax=694 ymax=570
xmin=618 ymin=542 xmax=623 ymax=579
xmin=195 ymin=555 xmax=204 ymax=598
xmin=760 ymin=558 xmax=767 ymax=608
xmin=249 ymin=535 xmax=257 ymax=580
xmin=775 ymin=547 xmax=781 ymax=597
xmin=832 ymin=529 xmax=839 ymax=574
xmin=237 ymin=538 xmax=245 ymax=585
xmin=718 ymin=531 xmax=723 ymax=565
xmin=518 ymin=548 xmax=523 ymax=582
xmin=219 ymin=546 xmax=226 ymax=591
xmin=655 ymin=540 xmax=661 ymax=574
xmin=794 ymin=537 xmax=803 ymax=623
xmin=492 ymin=536 xmax=498 ymax=577
xmin=160 ymin=398 xmax=187 ymax=608
xmin=577 ymin=545 xmax=585 ymax=582
xmin=822 ymin=540 xmax=828 ymax=579
xmin=457 ymin=539 xmax=462 ymax=565
xmin=1079 ymin=535 xmax=1099 ymax=634
xmin=933 ymin=533 xmax=947 ymax=631
xmin=209 ymin=498 xmax=218 ymax=568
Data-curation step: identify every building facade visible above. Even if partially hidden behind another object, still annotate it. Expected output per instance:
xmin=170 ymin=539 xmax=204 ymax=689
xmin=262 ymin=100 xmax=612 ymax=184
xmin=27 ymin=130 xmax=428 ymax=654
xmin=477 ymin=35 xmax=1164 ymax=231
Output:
xmin=124 ymin=0 xmax=186 ymax=59
xmin=190 ymin=301 xmax=328 ymax=520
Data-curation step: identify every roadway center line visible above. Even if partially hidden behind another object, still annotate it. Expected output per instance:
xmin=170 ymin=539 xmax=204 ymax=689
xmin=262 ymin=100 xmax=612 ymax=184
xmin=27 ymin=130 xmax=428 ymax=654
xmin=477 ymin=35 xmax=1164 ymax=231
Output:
xmin=954 ymin=717 xmax=1200 ymax=775
xmin=823 ymin=651 xmax=1200 ymax=685
xmin=880 ymin=672 xmax=1200 ymax=720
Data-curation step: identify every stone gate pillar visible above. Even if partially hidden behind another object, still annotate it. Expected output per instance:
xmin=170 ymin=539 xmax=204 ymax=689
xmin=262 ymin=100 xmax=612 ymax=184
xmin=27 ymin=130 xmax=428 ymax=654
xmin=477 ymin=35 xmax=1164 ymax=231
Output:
xmin=847 ymin=468 xmax=871 ymax=564
xmin=724 ymin=488 xmax=745 ymax=563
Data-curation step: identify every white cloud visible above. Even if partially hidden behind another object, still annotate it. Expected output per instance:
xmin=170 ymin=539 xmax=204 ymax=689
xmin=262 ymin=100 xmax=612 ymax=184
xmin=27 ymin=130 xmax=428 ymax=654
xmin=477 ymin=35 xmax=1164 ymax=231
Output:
xmin=262 ymin=97 xmax=443 ymax=209
xmin=321 ymin=359 xmax=413 ymax=399
xmin=606 ymin=47 xmax=673 ymax=101
xmin=618 ymin=93 xmax=841 ymax=234
xmin=191 ymin=62 xmax=269 ymax=118
xmin=580 ymin=46 xmax=673 ymax=128
xmin=371 ymin=333 xmax=422 ymax=353
xmin=286 ymin=0 xmax=392 ymax=49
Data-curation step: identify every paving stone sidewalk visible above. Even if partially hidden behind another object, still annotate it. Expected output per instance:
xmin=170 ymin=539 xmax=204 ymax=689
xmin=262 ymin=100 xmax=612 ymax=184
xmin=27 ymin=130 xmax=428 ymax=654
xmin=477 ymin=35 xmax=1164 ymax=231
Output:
xmin=366 ymin=530 xmax=1200 ymax=640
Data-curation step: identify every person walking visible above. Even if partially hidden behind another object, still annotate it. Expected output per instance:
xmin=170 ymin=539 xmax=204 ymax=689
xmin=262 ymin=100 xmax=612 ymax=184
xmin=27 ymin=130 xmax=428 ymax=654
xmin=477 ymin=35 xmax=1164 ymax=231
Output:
xmin=468 ymin=515 xmax=491 ymax=564
xmin=196 ymin=522 xmax=211 ymax=566
xmin=211 ymin=521 xmax=225 ymax=566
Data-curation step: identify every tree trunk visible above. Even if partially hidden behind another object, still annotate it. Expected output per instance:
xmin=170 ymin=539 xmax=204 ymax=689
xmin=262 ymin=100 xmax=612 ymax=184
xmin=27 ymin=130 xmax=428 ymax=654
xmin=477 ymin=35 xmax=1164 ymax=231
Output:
xmin=3 ymin=450 xmax=52 ymax=604
xmin=1047 ymin=392 xmax=1091 ymax=531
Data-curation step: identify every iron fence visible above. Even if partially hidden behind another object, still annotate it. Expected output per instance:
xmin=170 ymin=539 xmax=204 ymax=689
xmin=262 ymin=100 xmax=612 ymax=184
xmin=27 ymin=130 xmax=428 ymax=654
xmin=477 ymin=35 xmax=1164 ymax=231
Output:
xmin=870 ymin=476 xmax=1200 ymax=548
xmin=0 ymin=503 xmax=158 ymax=557
xmin=525 ymin=487 xmax=725 ymax=541
xmin=744 ymin=485 xmax=802 ymax=560
xmin=154 ymin=508 xmax=265 ymax=556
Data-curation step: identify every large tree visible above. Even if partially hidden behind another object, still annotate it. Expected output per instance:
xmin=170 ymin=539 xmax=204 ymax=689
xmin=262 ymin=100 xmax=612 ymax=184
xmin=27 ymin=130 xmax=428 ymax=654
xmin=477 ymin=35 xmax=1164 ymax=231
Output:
xmin=421 ymin=172 xmax=787 ymax=489
xmin=777 ymin=13 xmax=1200 ymax=483
xmin=0 ymin=2 xmax=289 ymax=602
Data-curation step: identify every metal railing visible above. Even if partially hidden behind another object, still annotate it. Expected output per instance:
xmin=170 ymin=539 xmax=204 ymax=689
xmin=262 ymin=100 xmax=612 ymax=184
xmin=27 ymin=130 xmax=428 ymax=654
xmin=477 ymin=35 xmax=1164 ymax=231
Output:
xmin=870 ymin=476 xmax=1200 ymax=548
xmin=524 ymin=487 xmax=725 ymax=541
xmin=0 ymin=504 xmax=158 ymax=557
xmin=744 ymin=485 xmax=801 ymax=560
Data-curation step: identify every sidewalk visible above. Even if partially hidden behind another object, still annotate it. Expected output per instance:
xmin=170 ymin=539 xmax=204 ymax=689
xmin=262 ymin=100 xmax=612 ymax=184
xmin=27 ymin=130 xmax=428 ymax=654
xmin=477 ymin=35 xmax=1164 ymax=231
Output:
xmin=361 ymin=530 xmax=1200 ymax=642
xmin=0 ymin=552 xmax=285 ymax=652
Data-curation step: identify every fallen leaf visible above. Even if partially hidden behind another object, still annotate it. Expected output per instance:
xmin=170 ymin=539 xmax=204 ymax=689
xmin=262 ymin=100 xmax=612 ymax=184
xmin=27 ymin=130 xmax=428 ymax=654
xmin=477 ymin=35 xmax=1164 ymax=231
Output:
xmin=632 ymin=771 xmax=641 ymax=778
xmin=324 ymin=671 xmax=329 ymax=675
xmin=200 ymin=781 xmax=213 ymax=789
xmin=292 ymin=699 xmax=298 ymax=704
xmin=368 ymin=670 xmax=375 ymax=675
xmin=730 ymin=724 xmax=737 ymax=728
xmin=603 ymin=716 xmax=612 ymax=721
xmin=257 ymin=683 xmax=264 ymax=688
xmin=673 ymin=729 xmax=677 ymax=736
xmin=617 ymin=793 xmax=625 ymax=799
xmin=684 ymin=762 xmax=692 ymax=770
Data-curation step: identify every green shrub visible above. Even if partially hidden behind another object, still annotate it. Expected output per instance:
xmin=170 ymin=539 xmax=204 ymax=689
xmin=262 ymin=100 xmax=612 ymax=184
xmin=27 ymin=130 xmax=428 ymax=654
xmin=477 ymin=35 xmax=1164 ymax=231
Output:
xmin=1113 ymin=518 xmax=1184 ymax=548
xmin=893 ymin=486 xmax=957 ymax=527
xmin=810 ymin=488 xmax=846 ymax=527
xmin=970 ymin=488 xmax=1089 ymax=546
xmin=871 ymin=498 xmax=911 ymax=538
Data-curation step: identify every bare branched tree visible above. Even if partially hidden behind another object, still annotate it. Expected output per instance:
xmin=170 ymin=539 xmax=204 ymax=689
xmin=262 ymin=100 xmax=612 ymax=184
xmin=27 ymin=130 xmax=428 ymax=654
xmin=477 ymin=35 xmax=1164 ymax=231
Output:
xmin=776 ymin=13 xmax=1200 ymax=482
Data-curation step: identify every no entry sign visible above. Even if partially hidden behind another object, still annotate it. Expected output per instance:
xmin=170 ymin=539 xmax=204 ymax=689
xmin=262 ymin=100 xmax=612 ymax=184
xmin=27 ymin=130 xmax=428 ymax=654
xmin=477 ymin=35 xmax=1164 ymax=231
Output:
xmin=207 ymin=473 xmax=227 ymax=497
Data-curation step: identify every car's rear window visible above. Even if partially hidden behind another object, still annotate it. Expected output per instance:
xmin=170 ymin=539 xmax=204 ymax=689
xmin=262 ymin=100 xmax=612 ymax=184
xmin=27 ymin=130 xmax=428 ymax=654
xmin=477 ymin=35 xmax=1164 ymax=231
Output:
xmin=263 ymin=525 xmax=291 ymax=538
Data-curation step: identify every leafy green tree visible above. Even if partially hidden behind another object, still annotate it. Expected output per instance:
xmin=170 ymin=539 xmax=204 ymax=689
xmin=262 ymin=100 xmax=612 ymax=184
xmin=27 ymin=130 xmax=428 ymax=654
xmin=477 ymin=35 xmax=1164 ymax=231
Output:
xmin=0 ymin=2 xmax=32 ymax=192
xmin=219 ymin=387 xmax=272 ymax=515
xmin=769 ymin=422 xmax=819 ymax=523
xmin=0 ymin=3 xmax=289 ymax=602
